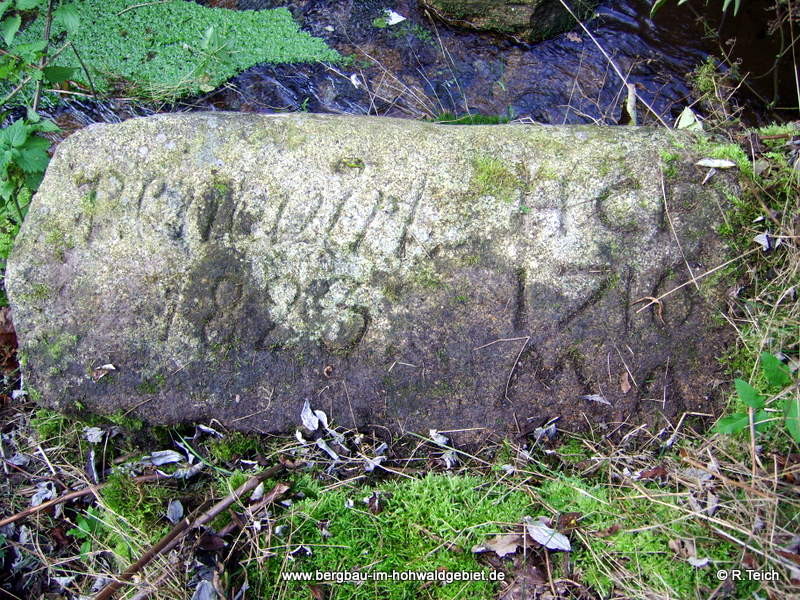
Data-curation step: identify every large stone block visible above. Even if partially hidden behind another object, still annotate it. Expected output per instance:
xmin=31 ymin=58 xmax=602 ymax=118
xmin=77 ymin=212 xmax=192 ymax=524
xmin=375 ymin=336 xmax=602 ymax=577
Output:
xmin=8 ymin=113 xmax=735 ymax=440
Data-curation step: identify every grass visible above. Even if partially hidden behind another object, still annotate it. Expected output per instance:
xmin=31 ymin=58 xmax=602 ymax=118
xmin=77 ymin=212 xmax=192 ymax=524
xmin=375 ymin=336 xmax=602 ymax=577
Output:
xmin=470 ymin=155 xmax=522 ymax=203
xmin=1 ymin=17 xmax=799 ymax=600
xmin=12 ymin=0 xmax=339 ymax=103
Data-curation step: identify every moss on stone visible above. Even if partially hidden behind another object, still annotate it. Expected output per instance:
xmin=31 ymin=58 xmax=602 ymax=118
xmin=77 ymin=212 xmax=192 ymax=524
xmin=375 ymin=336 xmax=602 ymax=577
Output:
xmin=470 ymin=155 xmax=523 ymax=203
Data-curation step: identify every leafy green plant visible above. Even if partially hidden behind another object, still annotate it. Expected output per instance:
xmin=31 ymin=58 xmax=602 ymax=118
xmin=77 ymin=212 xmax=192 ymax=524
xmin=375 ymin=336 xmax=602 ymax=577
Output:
xmin=67 ymin=505 xmax=105 ymax=557
xmin=714 ymin=352 xmax=798 ymax=441
xmin=10 ymin=0 xmax=340 ymax=103
xmin=0 ymin=0 xmax=82 ymax=107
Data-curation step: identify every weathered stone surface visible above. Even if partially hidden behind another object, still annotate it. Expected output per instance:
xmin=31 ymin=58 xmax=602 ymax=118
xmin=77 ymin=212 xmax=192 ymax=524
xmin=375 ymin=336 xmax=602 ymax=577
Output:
xmin=421 ymin=0 xmax=596 ymax=42
xmin=8 ymin=113 xmax=735 ymax=441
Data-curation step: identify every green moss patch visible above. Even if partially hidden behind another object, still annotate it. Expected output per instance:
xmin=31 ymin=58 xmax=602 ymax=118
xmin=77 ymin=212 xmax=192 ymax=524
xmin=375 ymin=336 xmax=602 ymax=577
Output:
xmin=260 ymin=474 xmax=531 ymax=600
xmin=18 ymin=0 xmax=339 ymax=101
xmin=470 ymin=155 xmax=523 ymax=203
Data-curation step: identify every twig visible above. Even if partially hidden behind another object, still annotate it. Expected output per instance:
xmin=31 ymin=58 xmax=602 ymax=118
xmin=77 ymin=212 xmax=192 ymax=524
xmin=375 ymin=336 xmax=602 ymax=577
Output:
xmin=32 ymin=0 xmax=55 ymax=113
xmin=93 ymin=465 xmax=285 ymax=600
xmin=554 ymin=0 xmax=669 ymax=127
xmin=0 ymin=42 xmax=70 ymax=106
xmin=0 ymin=473 xmax=168 ymax=528
xmin=69 ymin=41 xmax=97 ymax=98
xmin=679 ymin=455 xmax=773 ymax=500
xmin=504 ymin=336 xmax=529 ymax=402
xmin=661 ymin=169 xmax=699 ymax=292
xmin=116 ymin=0 xmax=172 ymax=17
xmin=94 ymin=518 xmax=192 ymax=600
xmin=633 ymin=248 xmax=758 ymax=314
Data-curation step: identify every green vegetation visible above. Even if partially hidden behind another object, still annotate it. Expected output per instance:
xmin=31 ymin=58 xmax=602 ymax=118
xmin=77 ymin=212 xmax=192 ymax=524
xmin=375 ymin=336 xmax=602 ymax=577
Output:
xmin=260 ymin=474 xmax=531 ymax=600
xmin=136 ymin=372 xmax=165 ymax=394
xmin=715 ymin=352 xmax=798 ymax=440
xmin=208 ymin=431 xmax=265 ymax=463
xmin=470 ymin=155 xmax=522 ymax=203
xmin=434 ymin=112 xmax=511 ymax=125
xmin=0 ymin=1 xmax=339 ymax=305
xmin=11 ymin=0 xmax=339 ymax=103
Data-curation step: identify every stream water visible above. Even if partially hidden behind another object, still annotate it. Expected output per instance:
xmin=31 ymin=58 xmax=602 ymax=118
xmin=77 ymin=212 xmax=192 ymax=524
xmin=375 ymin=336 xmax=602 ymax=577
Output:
xmin=51 ymin=0 xmax=795 ymax=130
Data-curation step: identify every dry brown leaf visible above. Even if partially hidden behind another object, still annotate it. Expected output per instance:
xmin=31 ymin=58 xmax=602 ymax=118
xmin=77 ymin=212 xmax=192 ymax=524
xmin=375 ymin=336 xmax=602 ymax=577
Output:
xmin=668 ymin=537 xmax=696 ymax=559
xmin=594 ymin=523 xmax=621 ymax=537
xmin=472 ymin=533 xmax=523 ymax=558
xmin=620 ymin=371 xmax=631 ymax=394
xmin=636 ymin=465 xmax=668 ymax=481
xmin=557 ymin=512 xmax=582 ymax=532
xmin=499 ymin=565 xmax=548 ymax=600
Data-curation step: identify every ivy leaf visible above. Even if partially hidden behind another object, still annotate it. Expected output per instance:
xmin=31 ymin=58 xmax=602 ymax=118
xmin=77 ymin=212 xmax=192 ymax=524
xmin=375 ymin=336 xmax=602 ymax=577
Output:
xmin=53 ymin=3 xmax=79 ymax=33
xmin=734 ymin=379 xmax=764 ymax=410
xmin=0 ymin=1 xmax=11 ymax=21
xmin=1 ymin=14 xmax=21 ymax=46
xmin=760 ymin=352 xmax=792 ymax=388
xmin=714 ymin=412 xmax=749 ymax=435
xmin=42 ymin=65 xmax=76 ymax=84
xmin=785 ymin=397 xmax=800 ymax=443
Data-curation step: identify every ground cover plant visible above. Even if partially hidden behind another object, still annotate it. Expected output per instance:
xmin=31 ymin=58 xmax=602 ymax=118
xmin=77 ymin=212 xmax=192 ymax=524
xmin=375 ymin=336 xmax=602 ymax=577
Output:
xmin=11 ymin=0 xmax=339 ymax=102
xmin=0 ymin=2 xmax=799 ymax=599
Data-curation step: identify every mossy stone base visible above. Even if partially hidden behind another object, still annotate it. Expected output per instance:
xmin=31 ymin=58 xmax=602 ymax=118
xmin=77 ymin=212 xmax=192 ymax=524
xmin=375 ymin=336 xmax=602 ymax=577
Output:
xmin=7 ymin=113 xmax=737 ymax=441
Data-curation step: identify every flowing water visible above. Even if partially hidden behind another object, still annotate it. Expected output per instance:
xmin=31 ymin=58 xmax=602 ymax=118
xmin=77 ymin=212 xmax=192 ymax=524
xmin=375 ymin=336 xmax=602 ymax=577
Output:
xmin=51 ymin=0 xmax=795 ymax=130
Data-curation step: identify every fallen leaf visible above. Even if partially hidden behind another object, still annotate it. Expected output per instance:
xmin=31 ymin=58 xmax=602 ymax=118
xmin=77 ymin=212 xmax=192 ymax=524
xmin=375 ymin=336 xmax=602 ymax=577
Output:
xmin=753 ymin=232 xmax=777 ymax=252
xmin=166 ymin=499 xmax=184 ymax=524
xmin=197 ymin=532 xmax=226 ymax=551
xmin=314 ymin=409 xmax=329 ymax=430
xmin=250 ymin=482 xmax=265 ymax=502
xmin=523 ymin=516 xmax=571 ymax=551
xmin=581 ymin=393 xmax=611 ymax=406
xmin=141 ymin=450 xmax=184 ymax=466
xmin=498 ymin=564 xmax=548 ymax=600
xmin=300 ymin=399 xmax=319 ymax=432
xmin=31 ymin=481 xmax=56 ymax=506
xmin=429 ymin=429 xmax=449 ymax=446
xmin=191 ymin=580 xmax=216 ymax=600
xmin=675 ymin=106 xmax=703 ymax=131
xmin=441 ymin=449 xmax=458 ymax=469
xmin=668 ymin=537 xmax=697 ymax=559
xmin=472 ymin=533 xmax=523 ymax=558
xmin=594 ymin=523 xmax=621 ymax=537
xmin=316 ymin=438 xmax=339 ymax=461
xmin=364 ymin=455 xmax=385 ymax=472
xmin=384 ymin=9 xmax=406 ymax=25
xmin=620 ymin=371 xmax=631 ymax=394
xmin=169 ymin=463 xmax=204 ymax=479
xmin=634 ymin=465 xmax=668 ymax=481
xmin=696 ymin=158 xmax=737 ymax=169
xmin=364 ymin=491 xmax=383 ymax=515
xmin=91 ymin=363 xmax=116 ymax=382
xmin=309 ymin=584 xmax=327 ymax=600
